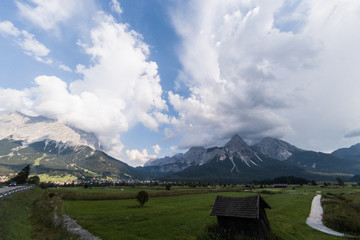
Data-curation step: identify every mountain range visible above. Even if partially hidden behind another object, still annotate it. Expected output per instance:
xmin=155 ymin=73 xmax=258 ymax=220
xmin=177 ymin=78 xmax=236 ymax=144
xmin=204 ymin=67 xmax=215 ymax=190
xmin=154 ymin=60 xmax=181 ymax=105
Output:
xmin=0 ymin=113 xmax=140 ymax=180
xmin=1 ymin=112 xmax=360 ymax=182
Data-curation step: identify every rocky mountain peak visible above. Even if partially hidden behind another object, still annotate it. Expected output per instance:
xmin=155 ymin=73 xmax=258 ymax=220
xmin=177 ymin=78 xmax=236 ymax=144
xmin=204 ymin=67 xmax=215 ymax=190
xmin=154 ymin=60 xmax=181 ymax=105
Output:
xmin=224 ymin=135 xmax=249 ymax=152
xmin=252 ymin=137 xmax=302 ymax=161
xmin=0 ymin=112 xmax=101 ymax=150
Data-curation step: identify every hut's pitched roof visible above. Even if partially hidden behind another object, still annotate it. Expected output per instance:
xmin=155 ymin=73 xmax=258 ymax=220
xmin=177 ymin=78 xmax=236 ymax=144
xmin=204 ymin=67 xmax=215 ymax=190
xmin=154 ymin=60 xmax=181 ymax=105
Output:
xmin=210 ymin=195 xmax=271 ymax=219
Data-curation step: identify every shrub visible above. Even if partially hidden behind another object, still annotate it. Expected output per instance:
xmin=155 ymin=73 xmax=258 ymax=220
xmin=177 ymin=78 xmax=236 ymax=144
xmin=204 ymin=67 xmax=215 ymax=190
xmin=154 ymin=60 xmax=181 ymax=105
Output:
xmin=136 ymin=190 xmax=149 ymax=207
xmin=165 ymin=184 xmax=171 ymax=190
xmin=28 ymin=175 xmax=40 ymax=185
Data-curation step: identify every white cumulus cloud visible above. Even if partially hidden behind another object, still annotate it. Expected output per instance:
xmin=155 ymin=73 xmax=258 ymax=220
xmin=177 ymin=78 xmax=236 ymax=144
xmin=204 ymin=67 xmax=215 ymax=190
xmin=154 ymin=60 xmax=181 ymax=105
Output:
xmin=126 ymin=149 xmax=157 ymax=166
xmin=152 ymin=144 xmax=161 ymax=154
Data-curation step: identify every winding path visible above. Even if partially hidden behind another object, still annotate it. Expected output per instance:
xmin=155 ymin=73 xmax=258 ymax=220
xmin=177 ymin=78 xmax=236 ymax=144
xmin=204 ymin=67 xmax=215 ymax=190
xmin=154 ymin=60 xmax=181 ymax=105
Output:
xmin=306 ymin=195 xmax=345 ymax=237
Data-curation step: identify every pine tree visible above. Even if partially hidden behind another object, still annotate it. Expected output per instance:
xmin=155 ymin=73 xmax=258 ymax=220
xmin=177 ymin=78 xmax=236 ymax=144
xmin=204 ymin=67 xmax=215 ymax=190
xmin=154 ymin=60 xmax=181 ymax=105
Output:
xmin=10 ymin=165 xmax=30 ymax=184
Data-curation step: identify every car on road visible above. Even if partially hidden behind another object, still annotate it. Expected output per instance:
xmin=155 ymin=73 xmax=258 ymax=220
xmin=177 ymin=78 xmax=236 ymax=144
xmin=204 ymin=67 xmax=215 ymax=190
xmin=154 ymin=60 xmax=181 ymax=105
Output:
xmin=8 ymin=181 xmax=17 ymax=187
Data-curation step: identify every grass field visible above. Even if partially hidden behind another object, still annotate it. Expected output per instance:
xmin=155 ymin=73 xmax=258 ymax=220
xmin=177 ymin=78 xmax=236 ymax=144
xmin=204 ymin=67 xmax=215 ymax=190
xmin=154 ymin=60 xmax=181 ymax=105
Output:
xmin=35 ymin=173 xmax=78 ymax=182
xmin=1 ymin=185 xmax=358 ymax=239
xmin=60 ymin=185 xmax=360 ymax=240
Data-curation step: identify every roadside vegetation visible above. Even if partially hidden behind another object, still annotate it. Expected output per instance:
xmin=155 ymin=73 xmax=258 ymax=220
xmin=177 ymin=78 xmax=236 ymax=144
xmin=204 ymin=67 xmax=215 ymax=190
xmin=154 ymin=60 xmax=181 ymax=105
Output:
xmin=0 ymin=187 xmax=79 ymax=240
xmin=0 ymin=165 xmax=77 ymax=239
xmin=0 ymin=187 xmax=42 ymax=240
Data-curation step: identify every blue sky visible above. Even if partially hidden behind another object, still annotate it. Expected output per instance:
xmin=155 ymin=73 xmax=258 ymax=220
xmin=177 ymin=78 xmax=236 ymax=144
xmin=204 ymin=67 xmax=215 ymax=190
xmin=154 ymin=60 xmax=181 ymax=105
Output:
xmin=1 ymin=0 xmax=360 ymax=166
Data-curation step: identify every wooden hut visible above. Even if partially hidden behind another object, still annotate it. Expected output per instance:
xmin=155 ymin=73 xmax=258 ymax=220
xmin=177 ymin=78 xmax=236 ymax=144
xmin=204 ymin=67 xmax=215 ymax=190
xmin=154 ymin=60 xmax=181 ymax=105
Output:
xmin=210 ymin=195 xmax=271 ymax=237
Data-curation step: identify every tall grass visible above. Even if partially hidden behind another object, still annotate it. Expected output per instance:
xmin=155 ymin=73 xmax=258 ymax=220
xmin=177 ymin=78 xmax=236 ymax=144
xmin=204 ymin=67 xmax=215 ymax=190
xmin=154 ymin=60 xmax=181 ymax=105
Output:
xmin=322 ymin=192 xmax=360 ymax=236
xmin=30 ymin=191 xmax=79 ymax=240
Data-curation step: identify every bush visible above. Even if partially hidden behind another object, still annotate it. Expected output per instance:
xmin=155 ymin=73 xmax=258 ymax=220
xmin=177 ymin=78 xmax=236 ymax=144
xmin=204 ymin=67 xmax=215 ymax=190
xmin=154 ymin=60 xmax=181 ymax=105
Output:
xmin=28 ymin=175 xmax=40 ymax=185
xmin=136 ymin=190 xmax=149 ymax=207
xmin=165 ymin=184 xmax=171 ymax=190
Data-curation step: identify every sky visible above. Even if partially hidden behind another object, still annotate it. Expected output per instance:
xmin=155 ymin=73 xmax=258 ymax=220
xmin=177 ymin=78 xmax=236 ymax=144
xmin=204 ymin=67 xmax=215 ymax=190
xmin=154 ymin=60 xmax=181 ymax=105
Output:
xmin=1 ymin=0 xmax=360 ymax=167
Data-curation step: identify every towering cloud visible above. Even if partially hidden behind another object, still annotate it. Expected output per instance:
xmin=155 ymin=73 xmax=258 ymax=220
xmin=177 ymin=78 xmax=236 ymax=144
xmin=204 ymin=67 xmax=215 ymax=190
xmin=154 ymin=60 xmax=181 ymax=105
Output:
xmin=168 ymin=0 xmax=360 ymax=151
xmin=0 ymin=9 xmax=168 ymax=162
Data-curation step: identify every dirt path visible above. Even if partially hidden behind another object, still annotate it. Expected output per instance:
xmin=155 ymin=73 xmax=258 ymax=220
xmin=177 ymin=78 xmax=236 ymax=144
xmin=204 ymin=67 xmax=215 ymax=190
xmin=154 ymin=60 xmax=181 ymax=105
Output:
xmin=53 ymin=208 xmax=101 ymax=240
xmin=62 ymin=214 xmax=102 ymax=240
xmin=306 ymin=195 xmax=345 ymax=237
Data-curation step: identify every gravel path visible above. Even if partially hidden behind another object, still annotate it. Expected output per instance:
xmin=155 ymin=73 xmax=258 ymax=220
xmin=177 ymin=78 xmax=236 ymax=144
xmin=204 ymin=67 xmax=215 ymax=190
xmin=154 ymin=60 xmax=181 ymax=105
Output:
xmin=306 ymin=195 xmax=345 ymax=237
xmin=62 ymin=214 xmax=102 ymax=240
xmin=53 ymin=208 xmax=101 ymax=240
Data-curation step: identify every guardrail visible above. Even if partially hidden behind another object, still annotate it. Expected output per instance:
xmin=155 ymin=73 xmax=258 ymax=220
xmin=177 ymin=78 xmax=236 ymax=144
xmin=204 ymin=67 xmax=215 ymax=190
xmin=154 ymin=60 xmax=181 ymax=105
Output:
xmin=0 ymin=185 xmax=34 ymax=200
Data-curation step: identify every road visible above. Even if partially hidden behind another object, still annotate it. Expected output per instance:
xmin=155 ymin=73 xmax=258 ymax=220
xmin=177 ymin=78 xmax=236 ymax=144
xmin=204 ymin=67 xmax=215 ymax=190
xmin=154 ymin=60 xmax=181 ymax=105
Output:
xmin=0 ymin=185 xmax=33 ymax=200
xmin=306 ymin=194 xmax=345 ymax=237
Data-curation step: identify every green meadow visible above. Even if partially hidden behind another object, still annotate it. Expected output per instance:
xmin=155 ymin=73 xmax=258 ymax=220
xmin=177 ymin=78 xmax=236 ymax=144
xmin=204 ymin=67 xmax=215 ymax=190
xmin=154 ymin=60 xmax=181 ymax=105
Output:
xmin=55 ymin=185 xmax=360 ymax=240
xmin=1 ymin=184 xmax=359 ymax=239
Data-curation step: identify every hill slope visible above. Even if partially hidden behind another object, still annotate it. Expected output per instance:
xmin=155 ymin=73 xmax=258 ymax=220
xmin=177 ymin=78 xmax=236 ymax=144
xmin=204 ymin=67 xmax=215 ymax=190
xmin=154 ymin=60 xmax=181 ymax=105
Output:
xmin=284 ymin=151 xmax=360 ymax=174
xmin=332 ymin=143 xmax=360 ymax=162
xmin=0 ymin=138 xmax=141 ymax=180
xmin=0 ymin=112 xmax=141 ymax=180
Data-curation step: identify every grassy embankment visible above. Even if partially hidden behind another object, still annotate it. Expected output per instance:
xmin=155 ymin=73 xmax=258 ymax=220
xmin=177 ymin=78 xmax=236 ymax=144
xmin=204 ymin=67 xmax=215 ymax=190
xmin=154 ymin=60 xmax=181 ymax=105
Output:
xmin=57 ymin=185 xmax=360 ymax=240
xmin=322 ymin=192 xmax=360 ymax=237
xmin=0 ymin=187 xmax=78 ymax=240
xmin=0 ymin=187 xmax=42 ymax=240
